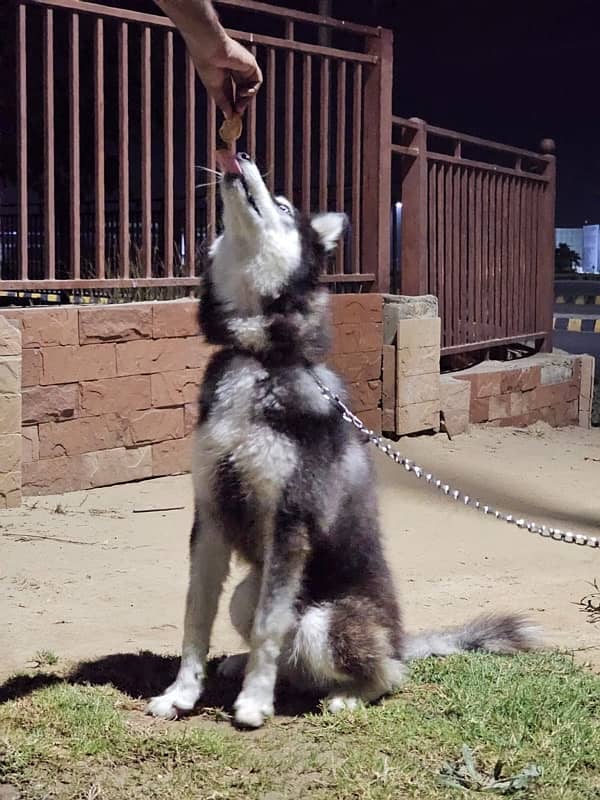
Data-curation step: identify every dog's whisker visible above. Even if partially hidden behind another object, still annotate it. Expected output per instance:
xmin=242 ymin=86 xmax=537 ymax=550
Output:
xmin=195 ymin=181 xmax=219 ymax=189
xmin=196 ymin=165 xmax=223 ymax=177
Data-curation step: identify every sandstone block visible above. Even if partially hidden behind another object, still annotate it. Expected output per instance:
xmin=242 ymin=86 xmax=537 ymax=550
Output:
xmin=0 ymin=394 xmax=20 ymax=433
xmin=40 ymin=344 xmax=116 ymax=385
xmin=184 ymin=402 xmax=200 ymax=435
xmin=488 ymin=394 xmax=511 ymax=420
xmin=38 ymin=413 xmax=126 ymax=458
xmin=0 ymin=434 xmax=21 ymax=472
xmin=328 ymin=350 xmax=382 ymax=383
xmin=440 ymin=375 xmax=471 ymax=415
xmin=396 ymin=400 xmax=439 ymax=434
xmin=22 ymin=348 xmax=41 ymax=387
xmin=116 ymin=337 xmax=206 ymax=375
xmin=152 ymin=437 xmax=193 ymax=477
xmin=153 ymin=300 xmax=200 ymax=338
xmin=397 ymin=373 xmax=440 ymax=406
xmin=396 ymin=317 xmax=441 ymax=349
xmin=125 ymin=407 xmax=184 ymax=446
xmin=22 ymin=426 xmax=39 ymax=463
xmin=358 ymin=408 xmax=382 ymax=434
xmin=151 ymin=368 xmax=205 ymax=408
xmin=396 ymin=345 xmax=440 ymax=376
xmin=0 ymin=316 xmax=21 ymax=356
xmin=23 ymin=446 xmax=152 ymax=495
xmin=470 ymin=397 xmax=490 ymax=423
xmin=443 ymin=410 xmax=470 ymax=436
xmin=0 ymin=470 xmax=21 ymax=508
xmin=19 ymin=308 xmax=79 ymax=348
xmin=382 ymin=345 xmax=396 ymax=408
xmin=79 ymin=305 xmax=153 ymax=344
xmin=331 ymin=294 xmax=383 ymax=325
xmin=0 ymin=357 xmax=21 ymax=395
xmin=349 ymin=380 xmax=381 ymax=413
xmin=22 ymin=384 xmax=79 ymax=424
xmin=330 ymin=323 xmax=382 ymax=355
xmin=80 ymin=375 xmax=152 ymax=416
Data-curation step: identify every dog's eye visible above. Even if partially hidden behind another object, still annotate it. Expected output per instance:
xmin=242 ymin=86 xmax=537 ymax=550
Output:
xmin=278 ymin=204 xmax=290 ymax=214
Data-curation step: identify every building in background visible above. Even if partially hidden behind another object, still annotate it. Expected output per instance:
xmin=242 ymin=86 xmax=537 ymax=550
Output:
xmin=555 ymin=224 xmax=600 ymax=273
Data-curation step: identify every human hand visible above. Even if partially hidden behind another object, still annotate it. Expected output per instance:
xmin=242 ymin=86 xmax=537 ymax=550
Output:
xmin=197 ymin=35 xmax=263 ymax=117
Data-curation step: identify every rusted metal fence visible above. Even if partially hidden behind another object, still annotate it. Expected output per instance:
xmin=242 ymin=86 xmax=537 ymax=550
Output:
xmin=4 ymin=0 xmax=392 ymax=291
xmin=392 ymin=117 xmax=556 ymax=354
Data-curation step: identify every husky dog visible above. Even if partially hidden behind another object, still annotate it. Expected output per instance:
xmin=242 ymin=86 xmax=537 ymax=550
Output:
xmin=146 ymin=152 xmax=537 ymax=729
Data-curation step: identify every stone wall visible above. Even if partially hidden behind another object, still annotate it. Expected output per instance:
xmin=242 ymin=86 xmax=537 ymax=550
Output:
xmin=446 ymin=354 xmax=595 ymax=429
xmin=0 ymin=294 xmax=383 ymax=497
xmin=0 ymin=317 xmax=22 ymax=507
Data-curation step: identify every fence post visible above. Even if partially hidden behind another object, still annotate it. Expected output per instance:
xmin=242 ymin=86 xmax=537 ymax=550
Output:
xmin=361 ymin=27 xmax=393 ymax=294
xmin=400 ymin=118 xmax=428 ymax=296
xmin=538 ymin=138 xmax=556 ymax=352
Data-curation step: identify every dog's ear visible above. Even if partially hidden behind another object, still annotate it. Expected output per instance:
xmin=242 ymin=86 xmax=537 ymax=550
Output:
xmin=310 ymin=212 xmax=348 ymax=252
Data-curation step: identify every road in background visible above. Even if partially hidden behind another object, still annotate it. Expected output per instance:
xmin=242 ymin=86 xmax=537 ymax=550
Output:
xmin=554 ymin=280 xmax=600 ymax=370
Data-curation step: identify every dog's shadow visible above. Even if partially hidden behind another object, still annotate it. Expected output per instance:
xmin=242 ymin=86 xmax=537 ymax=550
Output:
xmin=0 ymin=651 xmax=320 ymax=718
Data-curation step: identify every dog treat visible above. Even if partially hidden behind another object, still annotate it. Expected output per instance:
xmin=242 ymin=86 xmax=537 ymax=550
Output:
xmin=219 ymin=113 xmax=243 ymax=144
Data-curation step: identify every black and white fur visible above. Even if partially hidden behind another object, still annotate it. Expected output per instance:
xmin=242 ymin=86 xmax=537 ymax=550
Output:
xmin=146 ymin=153 xmax=537 ymax=728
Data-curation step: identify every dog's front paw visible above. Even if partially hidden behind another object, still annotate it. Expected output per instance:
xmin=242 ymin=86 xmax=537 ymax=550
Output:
xmin=145 ymin=683 xmax=201 ymax=720
xmin=233 ymin=692 xmax=274 ymax=729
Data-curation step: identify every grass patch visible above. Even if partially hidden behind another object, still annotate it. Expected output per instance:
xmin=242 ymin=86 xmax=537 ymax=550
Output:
xmin=0 ymin=652 xmax=598 ymax=799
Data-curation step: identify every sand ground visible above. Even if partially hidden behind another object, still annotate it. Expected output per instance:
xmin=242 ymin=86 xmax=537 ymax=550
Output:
xmin=2 ymin=424 xmax=599 ymax=679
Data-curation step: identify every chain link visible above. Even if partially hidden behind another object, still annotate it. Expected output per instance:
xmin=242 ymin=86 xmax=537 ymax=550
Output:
xmin=311 ymin=371 xmax=599 ymax=551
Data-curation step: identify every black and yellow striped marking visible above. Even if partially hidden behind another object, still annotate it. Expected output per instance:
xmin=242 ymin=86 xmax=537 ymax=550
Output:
xmin=554 ymin=316 xmax=600 ymax=333
xmin=0 ymin=289 xmax=110 ymax=305
xmin=555 ymin=294 xmax=600 ymax=306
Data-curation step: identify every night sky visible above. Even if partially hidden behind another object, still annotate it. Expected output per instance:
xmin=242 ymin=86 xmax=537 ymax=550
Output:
xmin=281 ymin=0 xmax=599 ymax=227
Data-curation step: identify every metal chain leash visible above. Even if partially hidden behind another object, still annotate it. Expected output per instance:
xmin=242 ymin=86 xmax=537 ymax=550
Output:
xmin=311 ymin=371 xmax=599 ymax=550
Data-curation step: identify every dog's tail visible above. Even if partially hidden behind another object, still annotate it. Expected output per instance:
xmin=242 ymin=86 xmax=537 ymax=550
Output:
xmin=404 ymin=613 xmax=540 ymax=660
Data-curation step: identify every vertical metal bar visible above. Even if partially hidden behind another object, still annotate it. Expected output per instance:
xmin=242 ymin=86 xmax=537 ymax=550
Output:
xmin=335 ymin=60 xmax=346 ymax=273
xmin=459 ymin=163 xmax=468 ymax=343
xmin=69 ymin=13 xmax=81 ymax=280
xmin=474 ymin=170 xmax=482 ymax=343
xmin=500 ymin=176 xmax=509 ymax=333
xmin=428 ymin=162 xmax=437 ymax=309
xmin=481 ymin=171 xmax=490 ymax=338
xmin=446 ymin=164 xmax=454 ymax=341
xmin=493 ymin=175 xmax=502 ymax=337
xmin=301 ymin=54 xmax=312 ymax=215
xmin=43 ymin=8 xmax=56 ymax=280
xmin=206 ymin=97 xmax=217 ymax=236
xmin=319 ymin=57 xmax=330 ymax=210
xmin=351 ymin=62 xmax=362 ymax=274
xmin=436 ymin=162 xmax=446 ymax=345
xmin=141 ymin=25 xmax=152 ymax=278
xmin=118 ymin=22 xmax=129 ymax=278
xmin=451 ymin=163 xmax=460 ymax=347
xmin=284 ymin=21 xmax=294 ymax=199
xmin=164 ymin=30 xmax=174 ymax=277
xmin=17 ymin=4 xmax=28 ymax=281
xmin=507 ymin=176 xmax=517 ymax=336
xmin=400 ymin=119 xmax=427 ymax=295
xmin=246 ymin=45 xmax=257 ymax=159
xmin=185 ymin=50 xmax=195 ymax=277
xmin=265 ymin=48 xmax=275 ymax=192
xmin=361 ymin=28 xmax=393 ymax=293
xmin=94 ymin=18 xmax=105 ymax=279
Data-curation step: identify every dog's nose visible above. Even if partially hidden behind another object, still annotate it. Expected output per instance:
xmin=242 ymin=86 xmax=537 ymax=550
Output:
xmin=238 ymin=152 xmax=251 ymax=161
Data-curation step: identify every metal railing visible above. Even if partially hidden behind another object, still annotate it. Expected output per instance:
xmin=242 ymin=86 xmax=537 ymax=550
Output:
xmin=5 ymin=0 xmax=392 ymax=291
xmin=392 ymin=117 xmax=556 ymax=354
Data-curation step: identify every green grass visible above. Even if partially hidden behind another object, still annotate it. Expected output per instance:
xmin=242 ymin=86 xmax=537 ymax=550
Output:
xmin=1 ymin=652 xmax=598 ymax=799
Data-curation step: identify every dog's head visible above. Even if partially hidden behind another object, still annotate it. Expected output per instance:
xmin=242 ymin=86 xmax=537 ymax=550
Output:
xmin=212 ymin=151 xmax=347 ymax=300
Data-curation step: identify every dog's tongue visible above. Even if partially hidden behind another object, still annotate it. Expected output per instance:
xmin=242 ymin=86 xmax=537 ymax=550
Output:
xmin=216 ymin=150 xmax=242 ymax=176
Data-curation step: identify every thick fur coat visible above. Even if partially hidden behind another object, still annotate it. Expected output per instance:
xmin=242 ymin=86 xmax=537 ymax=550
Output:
xmin=146 ymin=153 xmax=536 ymax=728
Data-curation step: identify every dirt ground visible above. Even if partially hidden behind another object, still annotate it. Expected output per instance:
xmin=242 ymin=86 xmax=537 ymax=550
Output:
xmin=1 ymin=424 xmax=599 ymax=680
